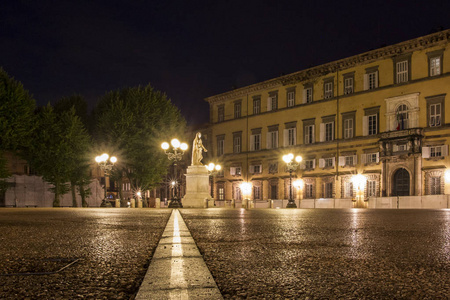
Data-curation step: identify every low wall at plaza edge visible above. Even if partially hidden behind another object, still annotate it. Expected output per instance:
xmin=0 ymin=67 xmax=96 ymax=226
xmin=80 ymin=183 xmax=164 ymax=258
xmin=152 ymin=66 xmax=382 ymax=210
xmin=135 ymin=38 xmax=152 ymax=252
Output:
xmin=3 ymin=175 xmax=104 ymax=207
xmin=367 ymin=195 xmax=449 ymax=209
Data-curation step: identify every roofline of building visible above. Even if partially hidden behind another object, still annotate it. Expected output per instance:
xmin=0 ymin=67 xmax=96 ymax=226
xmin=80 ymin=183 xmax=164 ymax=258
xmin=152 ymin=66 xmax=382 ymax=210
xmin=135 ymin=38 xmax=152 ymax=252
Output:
xmin=205 ymin=29 xmax=450 ymax=104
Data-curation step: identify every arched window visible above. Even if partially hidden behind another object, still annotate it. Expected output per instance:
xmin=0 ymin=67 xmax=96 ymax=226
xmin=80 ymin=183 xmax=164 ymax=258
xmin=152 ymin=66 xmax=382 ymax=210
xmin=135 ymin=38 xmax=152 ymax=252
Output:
xmin=396 ymin=104 xmax=409 ymax=130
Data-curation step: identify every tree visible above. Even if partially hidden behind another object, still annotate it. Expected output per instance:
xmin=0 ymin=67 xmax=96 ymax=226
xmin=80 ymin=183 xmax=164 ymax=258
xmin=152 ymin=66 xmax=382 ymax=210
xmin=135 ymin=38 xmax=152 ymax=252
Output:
xmin=94 ymin=85 xmax=186 ymax=203
xmin=0 ymin=68 xmax=36 ymax=151
xmin=0 ymin=68 xmax=36 ymax=194
xmin=26 ymin=105 xmax=91 ymax=207
xmin=54 ymin=96 xmax=92 ymax=207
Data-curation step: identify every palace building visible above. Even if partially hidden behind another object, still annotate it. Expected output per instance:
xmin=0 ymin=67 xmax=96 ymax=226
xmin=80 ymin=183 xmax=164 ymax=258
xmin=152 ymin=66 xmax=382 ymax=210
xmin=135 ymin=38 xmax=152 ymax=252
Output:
xmin=205 ymin=29 xmax=450 ymax=209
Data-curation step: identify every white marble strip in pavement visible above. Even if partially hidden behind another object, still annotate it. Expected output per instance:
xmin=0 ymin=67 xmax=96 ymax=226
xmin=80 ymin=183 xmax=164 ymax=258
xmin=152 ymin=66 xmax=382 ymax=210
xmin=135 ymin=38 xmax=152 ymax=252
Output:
xmin=135 ymin=209 xmax=223 ymax=300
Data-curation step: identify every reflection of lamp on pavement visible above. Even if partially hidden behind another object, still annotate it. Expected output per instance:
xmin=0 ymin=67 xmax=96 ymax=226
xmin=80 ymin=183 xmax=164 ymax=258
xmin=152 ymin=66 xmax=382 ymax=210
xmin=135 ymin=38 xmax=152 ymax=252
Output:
xmin=293 ymin=179 xmax=304 ymax=207
xmin=282 ymin=153 xmax=302 ymax=208
xmin=206 ymin=163 xmax=221 ymax=206
xmin=161 ymin=139 xmax=188 ymax=208
xmin=95 ymin=153 xmax=117 ymax=205
xmin=240 ymin=182 xmax=252 ymax=208
xmin=352 ymin=174 xmax=366 ymax=208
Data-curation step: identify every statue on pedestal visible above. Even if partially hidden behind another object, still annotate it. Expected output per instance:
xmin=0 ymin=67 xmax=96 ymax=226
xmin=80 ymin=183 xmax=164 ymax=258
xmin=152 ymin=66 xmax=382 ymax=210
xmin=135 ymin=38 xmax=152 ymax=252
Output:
xmin=192 ymin=132 xmax=207 ymax=166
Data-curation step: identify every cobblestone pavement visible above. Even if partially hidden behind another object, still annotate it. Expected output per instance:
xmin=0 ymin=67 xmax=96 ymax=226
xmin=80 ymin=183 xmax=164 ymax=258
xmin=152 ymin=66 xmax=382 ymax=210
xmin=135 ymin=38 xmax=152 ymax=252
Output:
xmin=181 ymin=209 xmax=450 ymax=299
xmin=0 ymin=208 xmax=171 ymax=300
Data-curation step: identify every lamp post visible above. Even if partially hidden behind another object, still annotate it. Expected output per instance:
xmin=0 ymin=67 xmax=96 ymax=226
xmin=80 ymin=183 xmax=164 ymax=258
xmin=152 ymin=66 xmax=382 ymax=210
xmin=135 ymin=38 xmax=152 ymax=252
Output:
xmin=239 ymin=182 xmax=252 ymax=208
xmin=161 ymin=138 xmax=188 ymax=208
xmin=352 ymin=174 xmax=366 ymax=208
xmin=293 ymin=178 xmax=304 ymax=208
xmin=206 ymin=163 xmax=222 ymax=206
xmin=283 ymin=153 xmax=302 ymax=208
xmin=95 ymin=153 xmax=117 ymax=204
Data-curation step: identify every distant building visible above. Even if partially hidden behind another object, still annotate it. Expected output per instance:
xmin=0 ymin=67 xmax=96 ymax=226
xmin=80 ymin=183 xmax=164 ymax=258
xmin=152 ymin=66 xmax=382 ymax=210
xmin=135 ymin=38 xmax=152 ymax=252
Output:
xmin=205 ymin=29 xmax=450 ymax=208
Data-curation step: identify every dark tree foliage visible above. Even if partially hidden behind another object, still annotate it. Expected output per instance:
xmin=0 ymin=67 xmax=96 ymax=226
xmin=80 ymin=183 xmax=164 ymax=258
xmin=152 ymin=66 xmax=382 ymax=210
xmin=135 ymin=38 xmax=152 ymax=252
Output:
xmin=94 ymin=85 xmax=186 ymax=198
xmin=26 ymin=105 xmax=91 ymax=207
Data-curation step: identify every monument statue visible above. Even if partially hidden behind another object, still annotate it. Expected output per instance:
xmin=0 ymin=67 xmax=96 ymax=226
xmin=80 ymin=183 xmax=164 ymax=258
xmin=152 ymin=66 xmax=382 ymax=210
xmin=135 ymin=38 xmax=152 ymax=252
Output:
xmin=192 ymin=132 xmax=207 ymax=165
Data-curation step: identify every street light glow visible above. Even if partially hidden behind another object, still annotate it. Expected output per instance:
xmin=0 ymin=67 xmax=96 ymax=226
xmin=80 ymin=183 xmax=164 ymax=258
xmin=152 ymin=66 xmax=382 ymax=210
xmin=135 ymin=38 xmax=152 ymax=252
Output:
xmin=110 ymin=156 xmax=117 ymax=163
xmin=101 ymin=153 xmax=109 ymax=161
xmin=295 ymin=156 xmax=302 ymax=163
xmin=171 ymin=138 xmax=180 ymax=149
xmin=95 ymin=156 xmax=102 ymax=163
xmin=161 ymin=142 xmax=170 ymax=150
xmin=215 ymin=164 xmax=221 ymax=171
xmin=240 ymin=182 xmax=252 ymax=196
xmin=180 ymin=143 xmax=188 ymax=151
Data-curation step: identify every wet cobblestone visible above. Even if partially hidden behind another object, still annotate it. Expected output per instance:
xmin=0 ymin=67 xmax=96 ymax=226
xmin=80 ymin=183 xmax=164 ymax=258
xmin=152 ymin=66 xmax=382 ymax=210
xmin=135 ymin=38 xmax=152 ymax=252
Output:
xmin=181 ymin=209 xmax=450 ymax=299
xmin=0 ymin=208 xmax=171 ymax=300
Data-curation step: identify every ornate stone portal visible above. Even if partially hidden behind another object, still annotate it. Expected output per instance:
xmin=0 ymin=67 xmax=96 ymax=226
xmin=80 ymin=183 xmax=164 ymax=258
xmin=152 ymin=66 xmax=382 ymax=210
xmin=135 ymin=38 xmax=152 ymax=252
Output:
xmin=182 ymin=133 xmax=212 ymax=208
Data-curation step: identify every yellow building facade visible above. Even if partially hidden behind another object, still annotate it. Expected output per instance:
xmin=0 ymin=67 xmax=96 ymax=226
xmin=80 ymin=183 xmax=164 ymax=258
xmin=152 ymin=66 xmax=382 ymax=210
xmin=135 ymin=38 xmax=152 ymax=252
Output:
xmin=205 ymin=30 xmax=450 ymax=208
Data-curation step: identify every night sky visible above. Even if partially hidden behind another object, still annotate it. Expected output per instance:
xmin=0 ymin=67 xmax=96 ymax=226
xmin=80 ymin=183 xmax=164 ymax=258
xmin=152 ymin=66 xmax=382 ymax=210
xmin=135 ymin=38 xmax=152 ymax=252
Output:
xmin=2 ymin=1 xmax=450 ymax=125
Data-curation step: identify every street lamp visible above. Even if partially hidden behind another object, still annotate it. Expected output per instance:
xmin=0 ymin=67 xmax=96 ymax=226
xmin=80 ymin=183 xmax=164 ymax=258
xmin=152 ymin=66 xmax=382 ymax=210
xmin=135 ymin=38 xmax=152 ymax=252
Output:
xmin=161 ymin=138 xmax=188 ymax=208
xmin=351 ymin=174 xmax=366 ymax=208
xmin=240 ymin=182 xmax=252 ymax=208
xmin=206 ymin=163 xmax=222 ymax=206
xmin=95 ymin=153 xmax=118 ymax=204
xmin=283 ymin=153 xmax=302 ymax=208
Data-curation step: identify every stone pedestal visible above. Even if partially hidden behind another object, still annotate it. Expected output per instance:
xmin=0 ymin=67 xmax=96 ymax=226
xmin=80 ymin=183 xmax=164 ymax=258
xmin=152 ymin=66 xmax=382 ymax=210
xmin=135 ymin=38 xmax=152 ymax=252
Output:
xmin=182 ymin=165 xmax=211 ymax=208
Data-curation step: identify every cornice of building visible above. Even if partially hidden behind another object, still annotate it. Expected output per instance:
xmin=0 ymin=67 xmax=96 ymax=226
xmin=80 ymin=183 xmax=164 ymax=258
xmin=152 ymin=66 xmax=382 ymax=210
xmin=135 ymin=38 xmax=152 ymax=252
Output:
xmin=205 ymin=29 xmax=450 ymax=104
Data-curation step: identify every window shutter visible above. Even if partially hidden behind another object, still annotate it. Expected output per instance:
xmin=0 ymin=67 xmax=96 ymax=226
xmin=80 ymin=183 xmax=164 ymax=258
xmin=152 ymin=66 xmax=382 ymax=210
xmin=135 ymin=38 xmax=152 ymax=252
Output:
xmin=266 ymin=133 xmax=271 ymax=149
xmin=249 ymin=165 xmax=254 ymax=173
xmin=275 ymin=132 xmax=278 ymax=148
xmin=364 ymin=74 xmax=368 ymax=90
xmin=283 ymin=129 xmax=288 ymax=147
xmin=332 ymin=157 xmax=336 ymax=167
xmin=331 ymin=122 xmax=335 ymax=140
xmin=311 ymin=125 xmax=315 ymax=143
xmin=422 ymin=147 xmax=430 ymax=158
xmin=267 ymin=97 xmax=272 ymax=111
xmin=319 ymin=158 xmax=325 ymax=168
xmin=250 ymin=135 xmax=255 ymax=151
xmin=442 ymin=145 xmax=449 ymax=156
xmin=338 ymin=156 xmax=346 ymax=167
xmin=375 ymin=70 xmax=379 ymax=88
xmin=363 ymin=116 xmax=368 ymax=136
xmin=375 ymin=152 xmax=380 ymax=163
xmin=293 ymin=128 xmax=297 ymax=145
xmin=258 ymin=165 xmax=262 ymax=173
xmin=302 ymin=89 xmax=307 ymax=104
xmin=320 ymin=123 xmax=325 ymax=142
xmin=230 ymin=167 xmax=236 ymax=176
xmin=353 ymin=155 xmax=358 ymax=164
xmin=312 ymin=159 xmax=316 ymax=169
xmin=361 ymin=153 xmax=367 ymax=164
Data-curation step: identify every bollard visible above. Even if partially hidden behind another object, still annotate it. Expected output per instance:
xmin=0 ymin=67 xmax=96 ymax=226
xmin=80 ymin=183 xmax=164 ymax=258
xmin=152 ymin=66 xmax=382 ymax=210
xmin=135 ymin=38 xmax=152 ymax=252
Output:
xmin=131 ymin=198 xmax=136 ymax=208
xmin=137 ymin=199 xmax=143 ymax=208
xmin=231 ymin=199 xmax=235 ymax=208
xmin=155 ymin=198 xmax=160 ymax=208
xmin=242 ymin=198 xmax=247 ymax=208
xmin=270 ymin=200 xmax=274 ymax=209
xmin=115 ymin=199 xmax=120 ymax=208
xmin=204 ymin=198 xmax=208 ymax=208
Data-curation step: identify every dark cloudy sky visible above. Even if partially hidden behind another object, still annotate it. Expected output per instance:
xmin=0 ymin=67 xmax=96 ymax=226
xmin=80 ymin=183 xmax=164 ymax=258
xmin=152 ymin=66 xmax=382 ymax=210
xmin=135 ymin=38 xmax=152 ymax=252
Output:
xmin=2 ymin=0 xmax=450 ymax=125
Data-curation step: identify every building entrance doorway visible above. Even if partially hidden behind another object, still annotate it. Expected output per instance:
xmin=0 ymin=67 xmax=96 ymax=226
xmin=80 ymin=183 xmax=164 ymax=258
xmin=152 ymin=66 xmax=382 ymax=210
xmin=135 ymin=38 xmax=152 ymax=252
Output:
xmin=393 ymin=168 xmax=410 ymax=196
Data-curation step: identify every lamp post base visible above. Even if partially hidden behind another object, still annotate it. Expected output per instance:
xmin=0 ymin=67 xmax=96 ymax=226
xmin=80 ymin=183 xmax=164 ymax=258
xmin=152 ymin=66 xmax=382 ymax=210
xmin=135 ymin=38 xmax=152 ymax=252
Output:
xmin=168 ymin=198 xmax=183 ymax=208
xmin=286 ymin=200 xmax=297 ymax=208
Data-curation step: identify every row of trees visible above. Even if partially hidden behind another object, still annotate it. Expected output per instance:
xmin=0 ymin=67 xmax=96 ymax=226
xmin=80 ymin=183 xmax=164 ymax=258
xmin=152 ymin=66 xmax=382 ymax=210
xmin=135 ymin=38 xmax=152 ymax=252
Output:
xmin=0 ymin=67 xmax=186 ymax=207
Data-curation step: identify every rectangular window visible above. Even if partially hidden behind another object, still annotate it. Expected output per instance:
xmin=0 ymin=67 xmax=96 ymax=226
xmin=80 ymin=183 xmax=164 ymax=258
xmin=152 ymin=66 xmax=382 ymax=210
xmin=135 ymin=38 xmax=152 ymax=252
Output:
xmin=234 ymin=102 xmax=241 ymax=118
xmin=344 ymin=77 xmax=353 ymax=94
xmin=303 ymin=86 xmax=313 ymax=103
xmin=267 ymin=92 xmax=278 ymax=111
xmin=324 ymin=182 xmax=333 ymax=198
xmin=345 ymin=182 xmax=353 ymax=198
xmin=430 ymin=177 xmax=441 ymax=195
xmin=233 ymin=136 xmax=241 ymax=153
xmin=430 ymin=146 xmax=442 ymax=157
xmin=430 ymin=56 xmax=441 ymax=76
xmin=325 ymin=158 xmax=334 ymax=168
xmin=368 ymin=180 xmax=376 ymax=197
xmin=253 ymin=97 xmax=261 ymax=115
xmin=305 ymin=125 xmax=314 ymax=144
xmin=287 ymin=128 xmax=295 ymax=146
xmin=305 ymin=183 xmax=314 ymax=199
xmin=267 ymin=131 xmax=278 ymax=149
xmin=305 ymin=159 xmax=315 ymax=170
xmin=396 ymin=60 xmax=409 ymax=83
xmin=344 ymin=118 xmax=353 ymax=139
xmin=325 ymin=122 xmax=334 ymax=141
xmin=364 ymin=69 xmax=379 ymax=90
xmin=250 ymin=134 xmax=261 ymax=151
xmin=254 ymin=186 xmax=261 ymax=200
xmin=217 ymin=137 xmax=224 ymax=156
xmin=345 ymin=156 xmax=354 ymax=166
xmin=250 ymin=165 xmax=262 ymax=174
xmin=218 ymin=185 xmax=224 ymax=200
xmin=368 ymin=114 xmax=377 ymax=135
xmin=287 ymin=90 xmax=295 ymax=107
xmin=430 ymin=103 xmax=441 ymax=127
xmin=367 ymin=153 xmax=378 ymax=163
xmin=324 ymin=81 xmax=333 ymax=99
xmin=218 ymin=105 xmax=224 ymax=122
